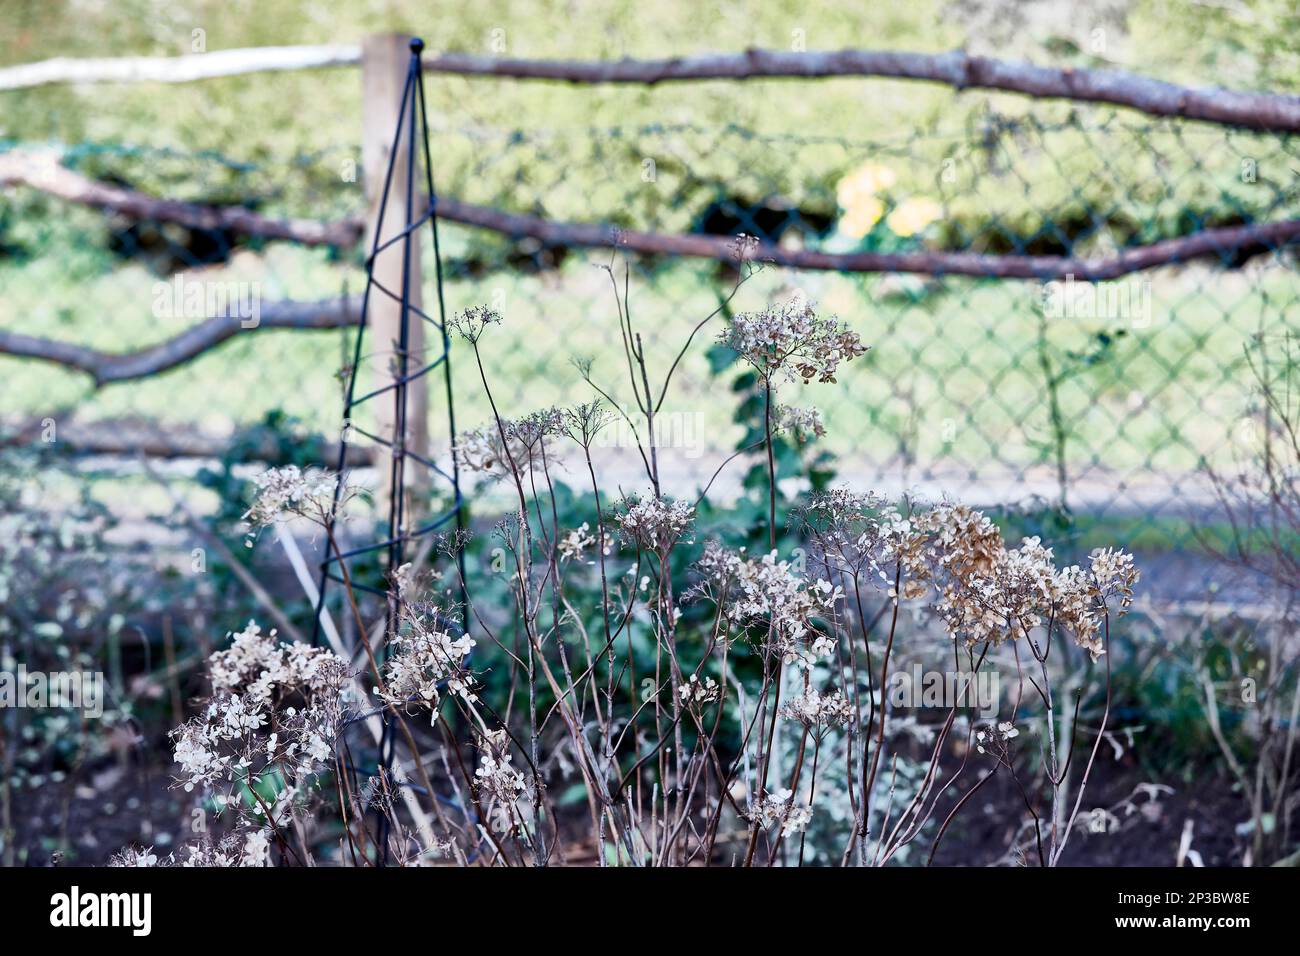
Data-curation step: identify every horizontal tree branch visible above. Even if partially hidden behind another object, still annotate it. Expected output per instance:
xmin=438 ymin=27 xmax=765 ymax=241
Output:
xmin=0 ymin=44 xmax=360 ymax=91
xmin=0 ymin=296 xmax=360 ymax=385
xmin=5 ymin=148 xmax=1297 ymax=284
xmin=433 ymin=196 xmax=1300 ymax=280
xmin=1 ymin=416 xmax=374 ymax=465
xmin=422 ymin=48 xmax=1300 ymax=132
xmin=2 ymin=205 xmax=1295 ymax=387
xmin=0 ymin=148 xmax=363 ymax=247
xmin=2 ymin=154 xmax=1298 ymax=390
xmin=3 ymin=42 xmax=1299 ymax=131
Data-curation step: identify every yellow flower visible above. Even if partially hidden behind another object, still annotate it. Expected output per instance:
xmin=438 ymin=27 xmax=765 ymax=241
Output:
xmin=836 ymin=162 xmax=897 ymax=209
xmin=835 ymin=162 xmax=897 ymax=239
xmin=886 ymin=196 xmax=943 ymax=237
xmin=838 ymin=196 xmax=884 ymax=239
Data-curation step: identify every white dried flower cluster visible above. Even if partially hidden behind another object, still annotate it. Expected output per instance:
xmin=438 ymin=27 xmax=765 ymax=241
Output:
xmin=558 ymin=522 xmax=597 ymax=562
xmin=796 ymin=487 xmax=890 ymax=527
xmin=171 ymin=621 xmax=350 ymax=795
xmin=751 ymin=788 xmax=813 ymax=836
xmin=206 ymin=620 xmax=344 ymax=699
xmin=694 ymin=542 xmax=843 ymax=669
xmin=109 ymin=846 xmax=159 ymax=867
xmin=391 ymin=561 xmax=442 ymax=602
xmin=452 ymin=423 xmax=514 ymax=476
xmin=242 ymin=465 xmax=341 ymax=531
xmin=975 ymin=721 xmax=1020 ymax=756
xmin=111 ymin=828 xmax=273 ymax=868
xmin=775 ymin=404 xmax=827 ymax=440
xmin=793 ymin=488 xmax=917 ymax=584
xmin=678 ymin=673 xmax=722 ymax=707
xmin=454 ymin=408 xmax=563 ymax=477
xmin=720 ymin=298 xmax=867 ymax=383
xmin=615 ymin=495 xmax=695 ymax=552
xmin=474 ymin=729 xmax=526 ymax=806
xmin=780 ymin=688 xmax=853 ymax=730
xmin=1088 ymin=548 xmax=1140 ymax=615
xmin=379 ymin=606 xmax=476 ymax=714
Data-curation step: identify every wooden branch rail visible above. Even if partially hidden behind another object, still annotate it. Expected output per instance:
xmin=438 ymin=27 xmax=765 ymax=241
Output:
xmin=418 ymin=49 xmax=1300 ymax=133
xmin=435 ymin=195 xmax=1300 ymax=281
xmin=0 ymin=148 xmax=362 ymax=247
xmin=2 ymin=162 xmax=1299 ymax=385
xmin=3 ymin=44 xmax=1299 ymax=131
xmin=4 ymin=146 xmax=1298 ymax=286
xmin=1 ymin=415 xmax=374 ymax=465
xmin=0 ymin=296 xmax=360 ymax=384
xmin=0 ymin=44 xmax=360 ymax=90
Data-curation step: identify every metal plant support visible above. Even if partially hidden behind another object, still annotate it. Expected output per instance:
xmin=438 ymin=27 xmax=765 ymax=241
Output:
xmin=311 ymin=38 xmax=465 ymax=848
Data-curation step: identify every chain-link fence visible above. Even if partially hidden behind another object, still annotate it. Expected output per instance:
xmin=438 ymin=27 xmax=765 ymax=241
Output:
xmin=3 ymin=102 xmax=1297 ymax=608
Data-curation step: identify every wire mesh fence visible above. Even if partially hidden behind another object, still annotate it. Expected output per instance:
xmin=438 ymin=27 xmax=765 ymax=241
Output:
xmin=2 ymin=104 xmax=1297 ymax=607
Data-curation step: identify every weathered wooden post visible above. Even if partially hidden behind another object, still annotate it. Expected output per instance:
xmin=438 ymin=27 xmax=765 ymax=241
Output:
xmin=361 ymin=33 xmax=428 ymax=516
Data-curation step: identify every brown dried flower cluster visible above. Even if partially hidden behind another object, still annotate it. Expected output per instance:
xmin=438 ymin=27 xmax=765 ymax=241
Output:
xmin=798 ymin=496 xmax=1140 ymax=658
xmin=720 ymin=298 xmax=867 ymax=383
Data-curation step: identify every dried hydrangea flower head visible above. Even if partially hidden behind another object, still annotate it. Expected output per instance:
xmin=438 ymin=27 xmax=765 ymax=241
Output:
xmin=242 ymin=465 xmax=356 ymax=538
xmin=789 ymin=494 xmax=1140 ymax=660
xmin=473 ymin=728 xmax=527 ymax=808
xmin=206 ymin=620 xmax=349 ymax=702
xmin=170 ymin=621 xmax=351 ymax=801
xmin=454 ymin=408 xmax=563 ymax=478
xmin=775 ymin=404 xmax=826 ymax=441
xmin=378 ymin=600 xmax=476 ymax=716
xmin=110 ymin=828 xmax=273 ymax=868
xmin=693 ymin=541 xmax=843 ymax=668
xmin=912 ymin=502 xmax=1003 ymax=581
xmin=750 ymin=788 xmax=813 ymax=836
xmin=557 ymin=522 xmax=597 ymax=562
xmin=1054 ymin=548 xmax=1141 ymax=660
xmin=925 ymin=534 xmax=1059 ymax=645
xmin=678 ymin=673 xmax=723 ymax=707
xmin=383 ymin=571 xmax=472 ymax=698
xmin=905 ymin=503 xmax=1140 ymax=659
xmin=615 ymin=495 xmax=695 ymax=553
xmin=720 ymin=298 xmax=867 ymax=384
xmin=780 ymin=688 xmax=853 ymax=731
xmin=791 ymin=488 xmax=903 ymax=578
xmin=1087 ymin=547 xmax=1140 ymax=615
xmin=109 ymin=846 xmax=159 ymax=867
xmin=792 ymin=487 xmax=889 ymax=530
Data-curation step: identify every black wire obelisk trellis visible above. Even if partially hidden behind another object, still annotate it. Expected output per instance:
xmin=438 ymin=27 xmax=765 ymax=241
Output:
xmin=311 ymin=38 xmax=465 ymax=846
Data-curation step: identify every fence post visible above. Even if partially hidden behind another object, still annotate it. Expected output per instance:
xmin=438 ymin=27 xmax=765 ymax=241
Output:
xmin=362 ymin=32 xmax=429 ymax=516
